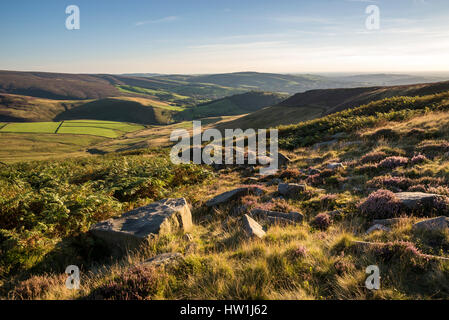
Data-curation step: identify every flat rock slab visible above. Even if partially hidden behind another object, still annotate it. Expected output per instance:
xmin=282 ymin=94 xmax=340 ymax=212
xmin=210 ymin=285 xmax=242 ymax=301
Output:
xmin=373 ymin=218 xmax=405 ymax=226
xmin=395 ymin=192 xmax=439 ymax=209
xmin=142 ymin=253 xmax=183 ymax=267
xmin=413 ymin=216 xmax=449 ymax=232
xmin=251 ymin=208 xmax=304 ymax=223
xmin=206 ymin=186 xmax=265 ymax=207
xmin=243 ymin=214 xmax=266 ymax=239
xmin=90 ymin=198 xmax=192 ymax=252
xmin=366 ymin=224 xmax=391 ymax=235
xmin=278 ymin=183 xmax=307 ymax=198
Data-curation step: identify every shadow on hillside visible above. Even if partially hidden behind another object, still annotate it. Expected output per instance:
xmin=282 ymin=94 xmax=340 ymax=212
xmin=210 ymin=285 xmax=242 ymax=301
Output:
xmin=54 ymin=98 xmax=159 ymax=125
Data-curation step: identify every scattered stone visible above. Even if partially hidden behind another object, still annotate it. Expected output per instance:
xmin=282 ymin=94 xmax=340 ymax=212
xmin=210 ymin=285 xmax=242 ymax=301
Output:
xmin=142 ymin=253 xmax=183 ymax=267
xmin=251 ymin=208 xmax=303 ymax=223
xmin=366 ymin=224 xmax=391 ymax=235
xmin=373 ymin=218 xmax=405 ymax=226
xmin=206 ymin=186 xmax=265 ymax=207
xmin=183 ymin=233 xmax=193 ymax=242
xmin=413 ymin=216 xmax=449 ymax=232
xmin=327 ymin=162 xmax=344 ymax=170
xmin=395 ymin=192 xmax=439 ymax=210
xmin=278 ymin=152 xmax=292 ymax=167
xmin=90 ymin=198 xmax=192 ymax=253
xmin=242 ymin=214 xmax=266 ymax=239
xmin=278 ymin=183 xmax=307 ymax=198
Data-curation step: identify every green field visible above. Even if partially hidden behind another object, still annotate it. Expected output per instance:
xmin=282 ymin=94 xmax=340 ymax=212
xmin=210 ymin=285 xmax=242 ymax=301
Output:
xmin=0 ymin=122 xmax=60 ymax=133
xmin=0 ymin=120 xmax=144 ymax=138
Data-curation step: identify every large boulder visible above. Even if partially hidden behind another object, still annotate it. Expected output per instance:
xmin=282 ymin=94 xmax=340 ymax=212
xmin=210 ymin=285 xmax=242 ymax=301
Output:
xmin=242 ymin=214 xmax=266 ymax=239
xmin=413 ymin=216 xmax=449 ymax=232
xmin=395 ymin=192 xmax=439 ymax=209
xmin=90 ymin=198 xmax=192 ymax=252
xmin=278 ymin=183 xmax=307 ymax=198
xmin=206 ymin=186 xmax=265 ymax=207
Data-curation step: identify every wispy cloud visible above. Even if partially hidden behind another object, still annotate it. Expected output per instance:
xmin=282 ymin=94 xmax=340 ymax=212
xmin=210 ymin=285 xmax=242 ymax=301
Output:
xmin=271 ymin=16 xmax=335 ymax=24
xmin=135 ymin=16 xmax=178 ymax=26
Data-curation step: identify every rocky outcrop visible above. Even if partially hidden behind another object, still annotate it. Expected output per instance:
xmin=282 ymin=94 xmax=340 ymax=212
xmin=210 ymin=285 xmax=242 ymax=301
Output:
xmin=206 ymin=186 xmax=265 ymax=207
xmin=242 ymin=214 xmax=266 ymax=239
xmin=278 ymin=183 xmax=307 ymax=198
xmin=395 ymin=192 xmax=439 ymax=210
xmin=366 ymin=224 xmax=391 ymax=235
xmin=413 ymin=216 xmax=449 ymax=232
xmin=90 ymin=198 xmax=192 ymax=252
xmin=373 ymin=218 xmax=405 ymax=226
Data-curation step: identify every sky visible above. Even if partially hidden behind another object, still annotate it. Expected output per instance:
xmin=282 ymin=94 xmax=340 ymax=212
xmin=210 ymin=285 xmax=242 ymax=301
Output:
xmin=1 ymin=0 xmax=449 ymax=74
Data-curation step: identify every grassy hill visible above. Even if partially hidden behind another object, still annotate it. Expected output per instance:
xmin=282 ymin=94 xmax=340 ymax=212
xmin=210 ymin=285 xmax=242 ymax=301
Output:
xmin=211 ymin=80 xmax=449 ymax=132
xmin=158 ymin=72 xmax=353 ymax=94
xmin=0 ymin=94 xmax=85 ymax=122
xmin=2 ymin=88 xmax=449 ymax=300
xmin=175 ymin=91 xmax=288 ymax=120
xmin=280 ymin=81 xmax=449 ymax=115
xmin=0 ymin=71 xmax=244 ymax=102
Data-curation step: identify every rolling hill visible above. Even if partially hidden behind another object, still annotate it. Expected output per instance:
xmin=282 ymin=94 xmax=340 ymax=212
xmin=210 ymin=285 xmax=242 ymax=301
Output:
xmin=54 ymin=97 xmax=178 ymax=125
xmin=155 ymin=72 xmax=353 ymax=94
xmin=280 ymin=80 xmax=449 ymax=115
xmin=175 ymin=91 xmax=288 ymax=120
xmin=211 ymin=80 xmax=449 ymax=131
xmin=0 ymin=70 xmax=244 ymax=102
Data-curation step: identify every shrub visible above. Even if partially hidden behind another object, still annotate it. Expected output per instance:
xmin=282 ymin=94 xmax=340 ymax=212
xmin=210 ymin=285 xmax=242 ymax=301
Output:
xmin=311 ymin=212 xmax=332 ymax=230
xmin=377 ymin=156 xmax=409 ymax=169
xmin=279 ymin=168 xmax=303 ymax=180
xmin=410 ymin=154 xmax=428 ymax=165
xmin=89 ymin=265 xmax=167 ymax=300
xmin=417 ymin=140 xmax=449 ymax=158
xmin=11 ymin=274 xmax=66 ymax=300
xmin=408 ymin=184 xmax=428 ymax=193
xmin=360 ymin=151 xmax=388 ymax=164
xmin=369 ymin=128 xmax=399 ymax=140
xmin=333 ymin=253 xmax=355 ymax=276
xmin=367 ymin=176 xmax=413 ymax=191
xmin=358 ymin=189 xmax=403 ymax=219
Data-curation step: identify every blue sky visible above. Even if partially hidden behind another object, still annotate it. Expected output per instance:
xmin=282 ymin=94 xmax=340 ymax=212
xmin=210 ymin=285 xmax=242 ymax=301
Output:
xmin=1 ymin=0 xmax=449 ymax=74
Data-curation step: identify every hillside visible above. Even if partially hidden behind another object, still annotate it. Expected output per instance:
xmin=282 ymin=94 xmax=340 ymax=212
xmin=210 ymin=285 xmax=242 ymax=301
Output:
xmin=54 ymin=97 xmax=178 ymax=125
xmin=211 ymin=80 xmax=449 ymax=132
xmin=175 ymin=91 xmax=287 ymax=120
xmin=280 ymin=80 xmax=449 ymax=115
xmin=157 ymin=72 xmax=353 ymax=94
xmin=2 ymin=88 xmax=449 ymax=300
xmin=0 ymin=94 xmax=85 ymax=122
xmin=0 ymin=71 xmax=244 ymax=102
